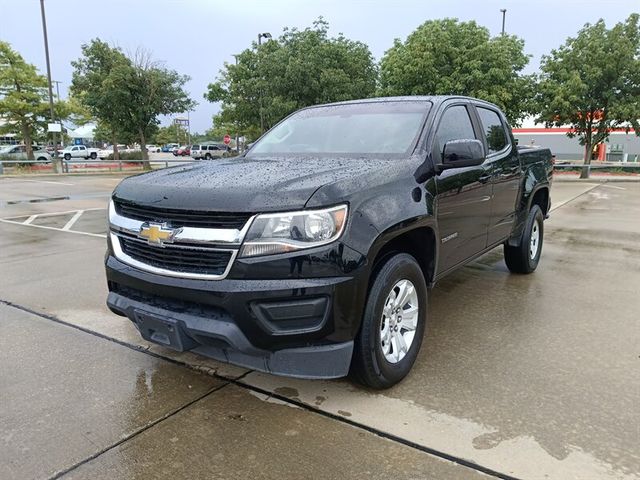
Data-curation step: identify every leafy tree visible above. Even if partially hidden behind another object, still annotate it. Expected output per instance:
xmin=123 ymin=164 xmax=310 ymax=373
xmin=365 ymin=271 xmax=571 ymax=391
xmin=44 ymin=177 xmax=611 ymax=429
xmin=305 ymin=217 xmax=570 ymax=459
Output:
xmin=105 ymin=50 xmax=195 ymax=164
xmin=154 ymin=123 xmax=188 ymax=145
xmin=0 ymin=41 xmax=50 ymax=159
xmin=537 ymin=14 xmax=640 ymax=178
xmin=206 ymin=18 xmax=377 ymax=135
xmin=72 ymin=41 xmax=194 ymax=163
xmin=379 ymin=18 xmax=534 ymax=124
xmin=71 ymin=39 xmax=133 ymax=159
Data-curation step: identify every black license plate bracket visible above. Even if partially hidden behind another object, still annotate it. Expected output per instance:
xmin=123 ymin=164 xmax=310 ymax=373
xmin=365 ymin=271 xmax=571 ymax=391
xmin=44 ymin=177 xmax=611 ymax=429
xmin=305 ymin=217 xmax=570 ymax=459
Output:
xmin=133 ymin=310 xmax=198 ymax=352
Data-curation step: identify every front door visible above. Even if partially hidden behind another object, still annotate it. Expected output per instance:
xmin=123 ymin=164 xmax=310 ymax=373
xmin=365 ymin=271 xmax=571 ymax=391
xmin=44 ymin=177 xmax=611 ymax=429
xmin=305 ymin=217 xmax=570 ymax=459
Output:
xmin=434 ymin=103 xmax=493 ymax=274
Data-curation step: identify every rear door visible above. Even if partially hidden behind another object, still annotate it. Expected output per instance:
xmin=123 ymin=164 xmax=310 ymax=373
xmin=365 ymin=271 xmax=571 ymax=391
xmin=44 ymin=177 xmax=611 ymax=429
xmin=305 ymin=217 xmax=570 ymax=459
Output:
xmin=473 ymin=105 xmax=521 ymax=245
xmin=434 ymin=102 xmax=493 ymax=274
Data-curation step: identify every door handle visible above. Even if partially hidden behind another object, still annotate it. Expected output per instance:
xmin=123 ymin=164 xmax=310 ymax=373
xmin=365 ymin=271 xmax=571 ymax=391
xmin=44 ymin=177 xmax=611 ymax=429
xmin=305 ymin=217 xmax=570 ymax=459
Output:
xmin=478 ymin=174 xmax=492 ymax=183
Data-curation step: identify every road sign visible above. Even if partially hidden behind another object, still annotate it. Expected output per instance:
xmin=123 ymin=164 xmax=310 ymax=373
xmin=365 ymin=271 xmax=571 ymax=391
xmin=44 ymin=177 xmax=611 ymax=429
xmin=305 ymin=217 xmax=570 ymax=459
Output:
xmin=47 ymin=123 xmax=62 ymax=133
xmin=223 ymin=134 xmax=231 ymax=145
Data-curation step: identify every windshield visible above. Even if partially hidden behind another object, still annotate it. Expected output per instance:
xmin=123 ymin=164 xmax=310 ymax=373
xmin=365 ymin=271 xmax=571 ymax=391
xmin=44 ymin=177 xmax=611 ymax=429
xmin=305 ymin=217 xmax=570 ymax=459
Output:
xmin=248 ymin=101 xmax=431 ymax=157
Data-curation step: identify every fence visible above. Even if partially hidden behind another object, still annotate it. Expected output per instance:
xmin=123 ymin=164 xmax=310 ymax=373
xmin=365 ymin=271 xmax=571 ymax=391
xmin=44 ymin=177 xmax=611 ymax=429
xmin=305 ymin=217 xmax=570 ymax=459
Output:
xmin=0 ymin=158 xmax=196 ymax=175
xmin=1 ymin=158 xmax=639 ymax=176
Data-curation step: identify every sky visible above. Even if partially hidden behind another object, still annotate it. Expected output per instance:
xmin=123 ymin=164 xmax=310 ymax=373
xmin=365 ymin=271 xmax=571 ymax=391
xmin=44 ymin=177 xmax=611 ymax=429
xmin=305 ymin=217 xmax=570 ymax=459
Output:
xmin=0 ymin=0 xmax=637 ymax=132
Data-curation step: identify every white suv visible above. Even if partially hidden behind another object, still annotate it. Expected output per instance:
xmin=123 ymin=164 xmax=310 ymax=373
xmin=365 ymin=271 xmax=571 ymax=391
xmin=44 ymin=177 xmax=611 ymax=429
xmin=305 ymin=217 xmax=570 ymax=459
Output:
xmin=190 ymin=144 xmax=228 ymax=160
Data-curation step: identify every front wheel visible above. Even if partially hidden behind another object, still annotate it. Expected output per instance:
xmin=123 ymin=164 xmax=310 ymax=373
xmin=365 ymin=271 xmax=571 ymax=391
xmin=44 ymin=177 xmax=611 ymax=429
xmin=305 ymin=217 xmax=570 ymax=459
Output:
xmin=90 ymin=152 xmax=97 ymax=160
xmin=63 ymin=153 xmax=71 ymax=161
xmin=504 ymin=204 xmax=544 ymax=274
xmin=351 ymin=253 xmax=427 ymax=389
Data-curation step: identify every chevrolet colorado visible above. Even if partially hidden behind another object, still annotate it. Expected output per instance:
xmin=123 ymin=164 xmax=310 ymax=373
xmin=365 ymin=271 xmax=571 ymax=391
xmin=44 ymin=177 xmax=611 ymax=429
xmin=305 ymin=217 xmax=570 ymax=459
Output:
xmin=105 ymin=96 xmax=553 ymax=388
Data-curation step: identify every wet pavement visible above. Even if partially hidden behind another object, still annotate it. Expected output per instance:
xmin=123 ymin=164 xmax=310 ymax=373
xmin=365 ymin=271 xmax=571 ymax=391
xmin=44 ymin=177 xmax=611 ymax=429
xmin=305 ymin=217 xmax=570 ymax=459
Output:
xmin=1 ymin=175 xmax=639 ymax=479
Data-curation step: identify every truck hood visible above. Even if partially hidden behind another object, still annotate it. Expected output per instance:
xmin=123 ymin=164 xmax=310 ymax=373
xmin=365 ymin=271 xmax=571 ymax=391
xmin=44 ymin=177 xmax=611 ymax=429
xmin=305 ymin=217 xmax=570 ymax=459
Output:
xmin=112 ymin=156 xmax=400 ymax=212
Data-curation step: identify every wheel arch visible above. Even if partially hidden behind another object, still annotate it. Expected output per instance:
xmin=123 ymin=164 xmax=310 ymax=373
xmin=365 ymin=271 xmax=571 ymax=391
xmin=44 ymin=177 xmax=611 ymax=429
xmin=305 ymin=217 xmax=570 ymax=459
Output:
xmin=529 ymin=185 xmax=550 ymax=215
xmin=508 ymin=183 xmax=550 ymax=246
xmin=367 ymin=223 xmax=438 ymax=289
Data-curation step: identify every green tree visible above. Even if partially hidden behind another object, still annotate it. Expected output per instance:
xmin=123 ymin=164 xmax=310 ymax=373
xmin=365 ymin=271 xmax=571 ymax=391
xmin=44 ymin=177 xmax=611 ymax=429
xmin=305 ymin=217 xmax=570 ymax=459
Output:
xmin=72 ymin=41 xmax=194 ymax=164
xmin=153 ymin=122 xmax=188 ymax=145
xmin=537 ymin=14 xmax=640 ymax=178
xmin=106 ymin=50 xmax=195 ymax=164
xmin=0 ymin=41 xmax=50 ymax=159
xmin=71 ymin=39 xmax=132 ymax=159
xmin=379 ymin=18 xmax=534 ymax=124
xmin=206 ymin=18 xmax=377 ymax=135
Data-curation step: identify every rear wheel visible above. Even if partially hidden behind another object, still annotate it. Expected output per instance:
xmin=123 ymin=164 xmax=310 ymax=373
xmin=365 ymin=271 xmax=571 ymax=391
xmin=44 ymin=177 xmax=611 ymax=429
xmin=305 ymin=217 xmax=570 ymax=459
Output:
xmin=504 ymin=204 xmax=544 ymax=274
xmin=351 ymin=253 xmax=427 ymax=389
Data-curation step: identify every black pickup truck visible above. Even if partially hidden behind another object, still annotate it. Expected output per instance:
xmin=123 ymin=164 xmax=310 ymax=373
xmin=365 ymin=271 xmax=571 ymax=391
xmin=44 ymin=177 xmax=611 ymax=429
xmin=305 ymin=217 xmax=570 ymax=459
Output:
xmin=105 ymin=96 xmax=553 ymax=388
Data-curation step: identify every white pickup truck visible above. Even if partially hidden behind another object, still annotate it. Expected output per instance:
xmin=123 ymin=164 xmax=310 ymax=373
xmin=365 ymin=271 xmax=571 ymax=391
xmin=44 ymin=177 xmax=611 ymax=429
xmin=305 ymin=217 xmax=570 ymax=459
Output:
xmin=59 ymin=145 xmax=100 ymax=161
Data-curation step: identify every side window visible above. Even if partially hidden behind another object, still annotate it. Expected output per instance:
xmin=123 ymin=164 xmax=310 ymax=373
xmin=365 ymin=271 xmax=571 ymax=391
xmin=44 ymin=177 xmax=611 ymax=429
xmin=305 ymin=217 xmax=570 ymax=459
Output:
xmin=72 ymin=147 xmax=78 ymax=151
xmin=435 ymin=105 xmax=476 ymax=153
xmin=477 ymin=107 xmax=508 ymax=154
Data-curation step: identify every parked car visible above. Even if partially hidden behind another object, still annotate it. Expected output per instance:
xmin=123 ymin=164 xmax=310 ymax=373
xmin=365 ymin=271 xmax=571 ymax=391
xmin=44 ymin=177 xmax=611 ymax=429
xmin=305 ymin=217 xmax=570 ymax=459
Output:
xmin=0 ymin=145 xmax=51 ymax=162
xmin=146 ymin=144 xmax=161 ymax=153
xmin=190 ymin=144 xmax=227 ymax=160
xmin=59 ymin=145 xmax=100 ymax=161
xmin=173 ymin=145 xmax=190 ymax=156
xmin=162 ymin=143 xmax=179 ymax=153
xmin=105 ymin=96 xmax=553 ymax=389
xmin=98 ymin=145 xmax=122 ymax=159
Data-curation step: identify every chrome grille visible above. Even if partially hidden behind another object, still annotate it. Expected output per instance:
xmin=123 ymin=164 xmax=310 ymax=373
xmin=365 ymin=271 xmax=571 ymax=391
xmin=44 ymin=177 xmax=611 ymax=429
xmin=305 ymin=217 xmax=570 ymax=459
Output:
xmin=117 ymin=235 xmax=232 ymax=276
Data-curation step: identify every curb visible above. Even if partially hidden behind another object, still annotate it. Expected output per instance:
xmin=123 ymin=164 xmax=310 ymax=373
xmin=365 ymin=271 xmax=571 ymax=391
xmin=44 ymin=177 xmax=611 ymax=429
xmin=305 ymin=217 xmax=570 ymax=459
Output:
xmin=554 ymin=177 xmax=640 ymax=183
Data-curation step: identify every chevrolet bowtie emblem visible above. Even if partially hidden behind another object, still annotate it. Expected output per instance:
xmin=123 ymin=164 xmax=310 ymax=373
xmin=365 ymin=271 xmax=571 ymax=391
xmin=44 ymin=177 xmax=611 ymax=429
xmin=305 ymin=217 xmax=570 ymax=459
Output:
xmin=138 ymin=222 xmax=180 ymax=246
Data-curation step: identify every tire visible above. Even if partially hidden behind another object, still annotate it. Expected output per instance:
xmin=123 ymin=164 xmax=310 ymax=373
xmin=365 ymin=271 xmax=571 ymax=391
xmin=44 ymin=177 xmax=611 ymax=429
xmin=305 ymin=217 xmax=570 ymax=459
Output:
xmin=90 ymin=152 xmax=97 ymax=160
xmin=504 ymin=204 xmax=544 ymax=274
xmin=64 ymin=153 xmax=71 ymax=161
xmin=205 ymin=153 xmax=211 ymax=160
xmin=351 ymin=253 xmax=427 ymax=389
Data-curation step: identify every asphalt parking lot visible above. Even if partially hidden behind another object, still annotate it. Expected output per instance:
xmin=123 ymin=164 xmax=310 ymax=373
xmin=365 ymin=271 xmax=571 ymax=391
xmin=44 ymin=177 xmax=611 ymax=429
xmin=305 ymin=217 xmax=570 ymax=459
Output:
xmin=1 ymin=174 xmax=638 ymax=480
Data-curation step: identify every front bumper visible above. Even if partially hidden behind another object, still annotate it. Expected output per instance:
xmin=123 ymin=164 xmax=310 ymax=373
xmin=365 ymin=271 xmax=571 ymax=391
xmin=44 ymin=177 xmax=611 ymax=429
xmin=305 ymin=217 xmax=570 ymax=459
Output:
xmin=106 ymin=245 xmax=368 ymax=378
xmin=107 ymin=291 xmax=353 ymax=378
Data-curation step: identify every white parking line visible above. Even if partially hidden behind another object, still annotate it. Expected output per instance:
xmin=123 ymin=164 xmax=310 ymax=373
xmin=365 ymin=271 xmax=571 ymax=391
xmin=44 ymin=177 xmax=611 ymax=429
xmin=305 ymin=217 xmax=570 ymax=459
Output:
xmin=0 ymin=218 xmax=106 ymax=238
xmin=8 ymin=179 xmax=75 ymax=186
xmin=3 ymin=207 xmax=106 ymax=221
xmin=23 ymin=215 xmax=38 ymax=225
xmin=62 ymin=210 xmax=85 ymax=231
xmin=550 ymin=183 xmax=602 ymax=212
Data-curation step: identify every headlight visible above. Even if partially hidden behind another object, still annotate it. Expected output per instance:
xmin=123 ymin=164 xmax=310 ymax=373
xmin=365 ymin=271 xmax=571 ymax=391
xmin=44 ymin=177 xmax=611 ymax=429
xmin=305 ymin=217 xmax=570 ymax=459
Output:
xmin=239 ymin=205 xmax=348 ymax=257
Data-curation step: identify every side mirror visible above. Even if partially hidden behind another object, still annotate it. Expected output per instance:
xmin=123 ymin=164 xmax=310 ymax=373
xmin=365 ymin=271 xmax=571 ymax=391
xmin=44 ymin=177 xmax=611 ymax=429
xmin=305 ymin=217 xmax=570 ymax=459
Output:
xmin=441 ymin=139 xmax=484 ymax=170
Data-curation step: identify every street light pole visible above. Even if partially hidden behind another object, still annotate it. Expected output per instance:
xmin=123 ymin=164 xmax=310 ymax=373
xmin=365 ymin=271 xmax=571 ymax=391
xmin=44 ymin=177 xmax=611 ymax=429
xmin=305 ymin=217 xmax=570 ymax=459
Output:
xmin=257 ymin=32 xmax=271 ymax=133
xmin=233 ymin=54 xmax=240 ymax=152
xmin=39 ymin=0 xmax=58 ymax=167
xmin=500 ymin=9 xmax=507 ymax=36
xmin=53 ymin=80 xmax=64 ymax=144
